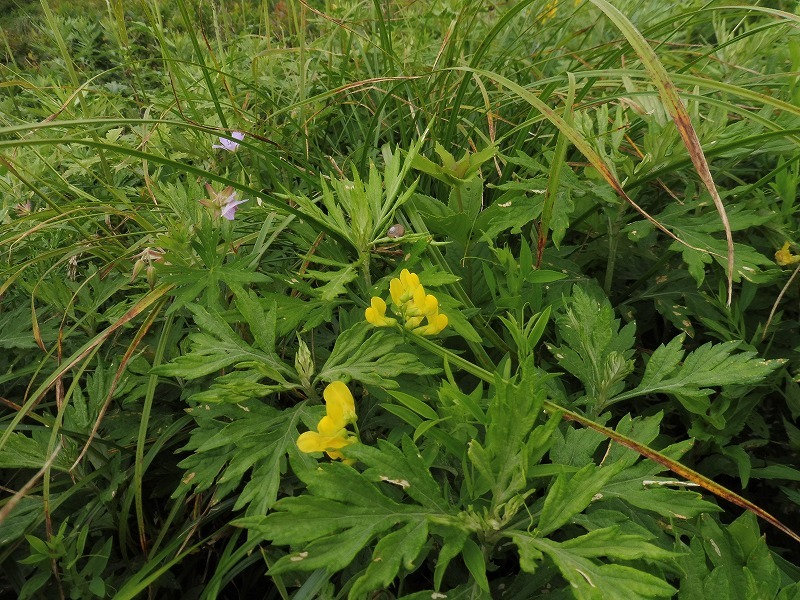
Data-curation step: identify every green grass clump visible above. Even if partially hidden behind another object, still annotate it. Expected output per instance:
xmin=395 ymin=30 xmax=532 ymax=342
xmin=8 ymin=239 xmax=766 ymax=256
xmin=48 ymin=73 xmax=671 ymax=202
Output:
xmin=2 ymin=0 xmax=800 ymax=598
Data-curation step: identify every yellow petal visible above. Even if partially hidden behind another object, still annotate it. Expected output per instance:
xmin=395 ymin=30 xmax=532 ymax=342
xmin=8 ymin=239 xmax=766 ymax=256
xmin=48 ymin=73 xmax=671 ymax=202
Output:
xmin=416 ymin=312 xmax=448 ymax=336
xmin=365 ymin=297 xmax=397 ymax=326
xmin=421 ymin=293 xmax=439 ymax=316
xmin=776 ymin=241 xmax=800 ymax=266
xmin=389 ymin=277 xmax=404 ymax=306
xmin=323 ymin=381 xmax=356 ymax=426
xmin=371 ymin=296 xmax=387 ymax=316
xmin=297 ymin=429 xmax=352 ymax=454
xmin=410 ymin=285 xmax=427 ymax=314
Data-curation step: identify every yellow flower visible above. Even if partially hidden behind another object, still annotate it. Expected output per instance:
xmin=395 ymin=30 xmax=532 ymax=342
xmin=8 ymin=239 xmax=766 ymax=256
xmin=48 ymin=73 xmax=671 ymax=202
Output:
xmin=775 ymin=241 xmax=800 ymax=266
xmin=390 ymin=268 xmax=421 ymax=306
xmin=297 ymin=381 xmax=357 ymax=460
xmin=323 ymin=380 xmax=357 ymax=426
xmin=540 ymin=0 xmax=558 ymax=21
xmin=416 ymin=312 xmax=449 ymax=336
xmin=366 ymin=268 xmax=448 ymax=336
xmin=365 ymin=296 xmax=396 ymax=327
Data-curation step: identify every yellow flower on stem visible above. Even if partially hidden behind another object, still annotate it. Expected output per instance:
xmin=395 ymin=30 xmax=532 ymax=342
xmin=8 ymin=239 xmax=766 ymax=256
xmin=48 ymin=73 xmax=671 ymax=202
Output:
xmin=297 ymin=381 xmax=357 ymax=460
xmin=775 ymin=241 xmax=800 ymax=266
xmin=365 ymin=296 xmax=396 ymax=327
xmin=390 ymin=268 xmax=421 ymax=306
xmin=366 ymin=268 xmax=449 ymax=336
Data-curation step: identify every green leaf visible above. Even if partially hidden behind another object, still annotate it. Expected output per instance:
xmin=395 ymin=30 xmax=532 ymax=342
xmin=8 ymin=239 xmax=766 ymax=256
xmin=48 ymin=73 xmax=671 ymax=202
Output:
xmin=461 ymin=537 xmax=490 ymax=593
xmin=607 ymin=334 xmax=783 ymax=409
xmin=349 ymin=520 xmax=428 ymax=599
xmin=234 ymin=291 xmax=277 ymax=352
xmin=559 ymin=527 xmax=676 ymax=561
xmin=177 ymin=402 xmax=305 ymax=516
xmin=0 ymin=432 xmax=71 ymax=472
xmin=538 ymin=464 xmax=621 ymax=536
xmin=152 ymin=303 xmax=293 ymax=384
xmin=600 ymin=435 xmax=722 ymax=520
xmin=237 ymin=460 xmax=444 ymax=576
xmin=432 ymin=526 xmax=469 ymax=591
xmin=512 ymin=534 xmax=676 ymax=599
xmin=386 ymin=390 xmax=439 ymax=421
xmin=0 ymin=305 xmax=56 ymax=349
xmin=471 ymin=361 xmax=551 ymax=506
xmin=349 ymin=438 xmax=448 ymax=511
xmin=548 ymin=286 xmax=635 ymax=409
xmin=316 ymin=324 xmax=439 ymax=387
xmin=301 ymin=265 xmax=358 ymax=302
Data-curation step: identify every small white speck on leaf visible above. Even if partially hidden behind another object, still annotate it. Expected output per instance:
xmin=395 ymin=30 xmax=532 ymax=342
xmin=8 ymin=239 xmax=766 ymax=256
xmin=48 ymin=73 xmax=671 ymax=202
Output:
xmin=290 ymin=552 xmax=309 ymax=562
xmin=380 ymin=476 xmax=410 ymax=489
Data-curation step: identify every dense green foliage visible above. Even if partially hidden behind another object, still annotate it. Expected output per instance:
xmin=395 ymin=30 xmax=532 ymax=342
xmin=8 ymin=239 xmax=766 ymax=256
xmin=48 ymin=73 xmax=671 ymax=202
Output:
xmin=2 ymin=0 xmax=800 ymax=598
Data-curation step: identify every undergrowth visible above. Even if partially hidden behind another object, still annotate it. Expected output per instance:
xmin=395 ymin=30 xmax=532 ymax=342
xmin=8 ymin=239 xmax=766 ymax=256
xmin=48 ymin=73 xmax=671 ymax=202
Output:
xmin=1 ymin=0 xmax=800 ymax=598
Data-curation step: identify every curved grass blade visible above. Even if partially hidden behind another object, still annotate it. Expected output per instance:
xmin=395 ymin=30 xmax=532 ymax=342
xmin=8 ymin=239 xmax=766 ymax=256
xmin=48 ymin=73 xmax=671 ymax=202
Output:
xmin=0 ymin=284 xmax=174 ymax=454
xmin=0 ymin=136 xmax=353 ymax=250
xmin=466 ymin=68 xmax=707 ymax=256
xmin=586 ymin=0 xmax=735 ymax=305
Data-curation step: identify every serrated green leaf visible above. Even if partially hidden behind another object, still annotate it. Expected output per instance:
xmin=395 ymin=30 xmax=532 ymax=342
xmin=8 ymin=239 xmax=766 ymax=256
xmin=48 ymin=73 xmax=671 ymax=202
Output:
xmin=177 ymin=402 xmax=302 ymax=515
xmin=559 ymin=527 xmax=676 ymax=561
xmin=151 ymin=303 xmax=293 ymax=382
xmin=349 ymin=520 xmax=428 ymax=599
xmin=549 ymin=286 xmax=635 ymax=409
xmin=512 ymin=534 xmax=676 ymax=600
xmin=316 ymin=324 xmax=439 ymax=387
xmin=234 ymin=291 xmax=277 ymax=352
xmin=0 ymin=305 xmax=56 ymax=349
xmin=432 ymin=526 xmax=469 ymax=591
xmin=608 ymin=335 xmax=782 ymax=409
xmin=237 ymin=458 xmax=449 ymax=578
xmin=348 ymin=438 xmax=448 ymax=511
xmin=538 ymin=464 xmax=621 ymax=536
xmin=302 ymin=265 xmax=358 ymax=302
xmin=0 ymin=432 xmax=71 ymax=472
xmin=476 ymin=361 xmax=549 ymax=506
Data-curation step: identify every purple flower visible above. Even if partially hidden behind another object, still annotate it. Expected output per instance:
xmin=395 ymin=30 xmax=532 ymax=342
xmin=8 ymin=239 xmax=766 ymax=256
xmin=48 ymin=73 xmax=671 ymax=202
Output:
xmin=212 ymin=131 xmax=245 ymax=152
xmin=220 ymin=194 xmax=249 ymax=221
xmin=203 ymin=184 xmax=249 ymax=221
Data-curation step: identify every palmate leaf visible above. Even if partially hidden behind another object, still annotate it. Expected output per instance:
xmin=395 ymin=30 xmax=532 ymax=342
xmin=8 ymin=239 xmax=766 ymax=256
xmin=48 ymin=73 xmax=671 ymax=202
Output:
xmin=606 ymin=334 xmax=783 ymax=413
xmin=512 ymin=532 xmax=676 ymax=600
xmin=237 ymin=437 xmax=461 ymax=599
xmin=237 ymin=462 xmax=441 ymax=576
xmin=177 ymin=402 xmax=309 ymax=517
xmin=316 ymin=324 xmax=439 ymax=388
xmin=151 ymin=301 xmax=295 ymax=397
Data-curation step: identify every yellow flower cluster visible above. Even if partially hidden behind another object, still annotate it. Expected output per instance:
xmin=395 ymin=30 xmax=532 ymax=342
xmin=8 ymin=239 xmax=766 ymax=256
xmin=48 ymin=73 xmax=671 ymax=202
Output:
xmin=540 ymin=0 xmax=583 ymax=22
xmin=365 ymin=269 xmax=448 ymax=336
xmin=775 ymin=241 xmax=800 ymax=266
xmin=296 ymin=381 xmax=357 ymax=460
